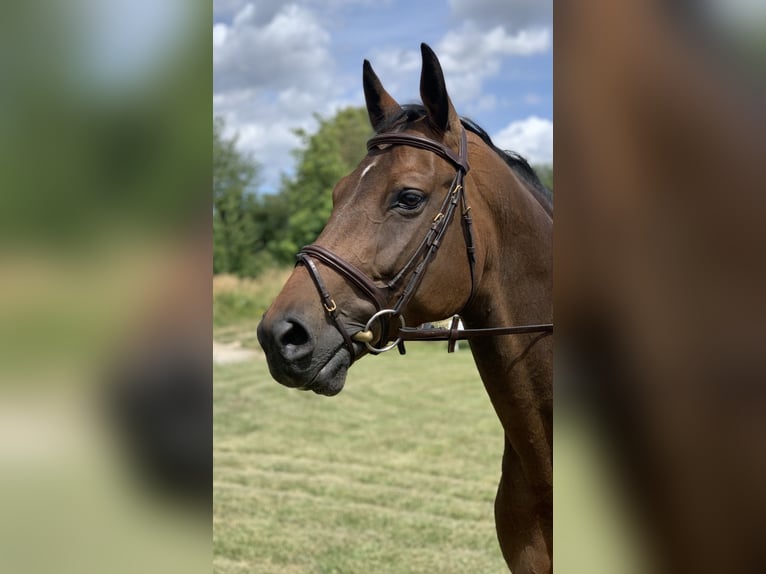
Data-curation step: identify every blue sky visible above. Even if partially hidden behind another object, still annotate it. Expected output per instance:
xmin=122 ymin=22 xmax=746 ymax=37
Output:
xmin=214 ymin=0 xmax=552 ymax=193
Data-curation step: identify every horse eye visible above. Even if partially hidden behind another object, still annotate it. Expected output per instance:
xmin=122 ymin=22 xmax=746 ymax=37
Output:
xmin=395 ymin=190 xmax=425 ymax=210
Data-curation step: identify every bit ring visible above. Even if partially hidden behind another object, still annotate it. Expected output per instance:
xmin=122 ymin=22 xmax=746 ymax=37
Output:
xmin=359 ymin=309 xmax=405 ymax=353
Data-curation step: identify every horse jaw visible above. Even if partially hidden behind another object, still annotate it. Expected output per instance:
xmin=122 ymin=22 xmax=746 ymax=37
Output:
xmin=260 ymin=346 xmax=351 ymax=397
xmin=298 ymin=347 xmax=351 ymax=397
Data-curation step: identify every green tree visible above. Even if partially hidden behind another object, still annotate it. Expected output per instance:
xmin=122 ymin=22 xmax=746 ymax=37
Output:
xmin=533 ymin=164 xmax=553 ymax=191
xmin=277 ymin=107 xmax=373 ymax=257
xmin=213 ymin=117 xmax=262 ymax=276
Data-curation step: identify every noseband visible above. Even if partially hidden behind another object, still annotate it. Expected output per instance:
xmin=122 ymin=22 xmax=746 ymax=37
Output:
xmin=297 ymin=128 xmax=552 ymax=362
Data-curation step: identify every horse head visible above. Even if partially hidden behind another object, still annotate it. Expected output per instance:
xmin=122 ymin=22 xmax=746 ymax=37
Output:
xmin=257 ymin=44 xmax=484 ymax=395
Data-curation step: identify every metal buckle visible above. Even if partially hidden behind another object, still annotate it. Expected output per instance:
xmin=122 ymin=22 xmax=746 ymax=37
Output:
xmin=359 ymin=308 xmax=406 ymax=354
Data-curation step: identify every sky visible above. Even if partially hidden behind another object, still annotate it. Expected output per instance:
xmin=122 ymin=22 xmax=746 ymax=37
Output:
xmin=213 ymin=0 xmax=553 ymax=193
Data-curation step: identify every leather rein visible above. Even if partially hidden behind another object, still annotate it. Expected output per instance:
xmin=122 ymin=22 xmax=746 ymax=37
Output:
xmin=296 ymin=127 xmax=553 ymax=363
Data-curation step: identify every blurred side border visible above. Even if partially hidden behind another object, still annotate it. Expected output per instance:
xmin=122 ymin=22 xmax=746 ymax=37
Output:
xmin=0 ymin=1 xmax=212 ymax=573
xmin=555 ymin=2 xmax=765 ymax=573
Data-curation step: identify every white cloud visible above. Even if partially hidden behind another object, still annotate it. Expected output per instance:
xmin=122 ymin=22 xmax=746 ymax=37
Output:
xmin=438 ymin=25 xmax=550 ymax=72
xmin=492 ymin=116 xmax=553 ymax=165
xmin=214 ymin=2 xmax=348 ymax=191
xmin=524 ymin=92 xmax=543 ymax=105
xmin=214 ymin=0 xmax=284 ymax=23
xmin=435 ymin=24 xmax=550 ymax=102
xmin=212 ymin=0 xmax=552 ymax=192
xmin=233 ymin=119 xmax=304 ymax=190
xmin=215 ymin=86 xmax=327 ymax=193
xmin=448 ymin=0 xmax=552 ymax=32
xmin=369 ymin=23 xmax=549 ymax=106
xmin=214 ymin=0 xmax=246 ymax=20
xmin=213 ymin=23 xmax=228 ymax=47
xmin=471 ymin=94 xmax=498 ymax=113
xmin=214 ymin=3 xmax=335 ymax=93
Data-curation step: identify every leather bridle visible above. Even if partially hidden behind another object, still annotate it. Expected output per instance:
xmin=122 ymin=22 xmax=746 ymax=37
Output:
xmin=296 ymin=127 xmax=553 ymax=363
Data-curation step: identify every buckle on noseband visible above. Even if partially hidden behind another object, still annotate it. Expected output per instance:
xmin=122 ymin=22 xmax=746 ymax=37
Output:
xmin=358 ymin=309 xmax=406 ymax=354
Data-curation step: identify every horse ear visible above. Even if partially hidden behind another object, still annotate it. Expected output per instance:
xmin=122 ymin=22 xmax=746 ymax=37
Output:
xmin=419 ymin=43 xmax=460 ymax=135
xmin=363 ymin=59 xmax=402 ymax=132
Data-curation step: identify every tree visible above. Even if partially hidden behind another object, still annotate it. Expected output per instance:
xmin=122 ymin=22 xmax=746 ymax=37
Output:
xmin=213 ymin=117 xmax=262 ymax=276
xmin=213 ymin=108 xmax=373 ymax=275
xmin=277 ymin=107 xmax=373 ymax=258
xmin=533 ymin=164 xmax=553 ymax=191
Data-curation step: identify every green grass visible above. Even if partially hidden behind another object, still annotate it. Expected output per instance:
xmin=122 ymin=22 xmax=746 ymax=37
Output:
xmin=213 ymin=271 xmax=645 ymax=573
xmin=213 ymin=269 xmax=291 ymax=346
xmin=214 ymin=343 xmax=509 ymax=573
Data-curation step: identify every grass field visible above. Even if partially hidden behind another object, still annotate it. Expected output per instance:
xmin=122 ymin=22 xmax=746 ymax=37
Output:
xmin=213 ymin=270 xmax=292 ymax=346
xmin=214 ymin=339 xmax=510 ymax=573
xmin=213 ymin=273 xmax=646 ymax=573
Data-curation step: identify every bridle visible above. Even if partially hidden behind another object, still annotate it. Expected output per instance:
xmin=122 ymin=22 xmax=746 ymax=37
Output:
xmin=296 ymin=127 xmax=553 ymax=363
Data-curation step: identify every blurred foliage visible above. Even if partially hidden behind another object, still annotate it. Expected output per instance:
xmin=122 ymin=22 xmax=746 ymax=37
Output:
xmin=0 ymin=2 xmax=211 ymax=574
xmin=0 ymin=2 xmax=209 ymax=250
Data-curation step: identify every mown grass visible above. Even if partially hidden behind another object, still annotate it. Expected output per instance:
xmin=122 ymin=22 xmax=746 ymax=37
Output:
xmin=213 ymin=272 xmax=644 ymax=573
xmin=214 ymin=341 xmax=509 ymax=573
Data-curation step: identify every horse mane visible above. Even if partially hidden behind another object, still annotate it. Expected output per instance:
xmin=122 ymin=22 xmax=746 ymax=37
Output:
xmin=376 ymin=104 xmax=553 ymax=215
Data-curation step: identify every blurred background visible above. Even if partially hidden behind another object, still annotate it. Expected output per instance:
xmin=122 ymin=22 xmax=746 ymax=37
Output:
xmin=556 ymin=1 xmax=766 ymax=572
xmin=0 ymin=1 xmax=211 ymax=573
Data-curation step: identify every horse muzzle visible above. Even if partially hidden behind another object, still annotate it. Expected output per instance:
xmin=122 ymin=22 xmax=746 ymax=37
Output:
xmin=256 ymin=312 xmax=352 ymax=396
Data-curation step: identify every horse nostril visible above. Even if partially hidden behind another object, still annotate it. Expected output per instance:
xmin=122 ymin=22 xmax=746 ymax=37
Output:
xmin=258 ymin=316 xmax=315 ymax=363
xmin=280 ymin=320 xmax=310 ymax=348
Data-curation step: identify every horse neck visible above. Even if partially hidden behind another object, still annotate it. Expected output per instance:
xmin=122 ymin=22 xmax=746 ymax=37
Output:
xmin=463 ymin=148 xmax=552 ymax=327
xmin=461 ymin=154 xmax=553 ymax=430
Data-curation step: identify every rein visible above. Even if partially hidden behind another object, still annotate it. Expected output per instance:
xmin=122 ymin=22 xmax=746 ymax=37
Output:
xmin=296 ymin=127 xmax=553 ymax=362
xmin=400 ymin=315 xmax=553 ymax=353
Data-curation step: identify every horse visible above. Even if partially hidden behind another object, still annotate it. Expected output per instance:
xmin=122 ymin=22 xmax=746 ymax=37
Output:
xmin=257 ymin=43 xmax=553 ymax=573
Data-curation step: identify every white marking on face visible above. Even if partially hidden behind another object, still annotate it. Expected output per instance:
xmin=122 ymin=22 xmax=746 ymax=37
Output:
xmin=360 ymin=160 xmax=377 ymax=180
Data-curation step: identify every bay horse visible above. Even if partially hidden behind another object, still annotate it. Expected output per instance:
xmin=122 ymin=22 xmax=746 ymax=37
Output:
xmin=257 ymin=44 xmax=553 ymax=573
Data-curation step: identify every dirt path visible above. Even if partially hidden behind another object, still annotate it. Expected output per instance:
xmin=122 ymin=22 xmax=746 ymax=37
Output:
xmin=213 ymin=341 xmax=261 ymax=364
